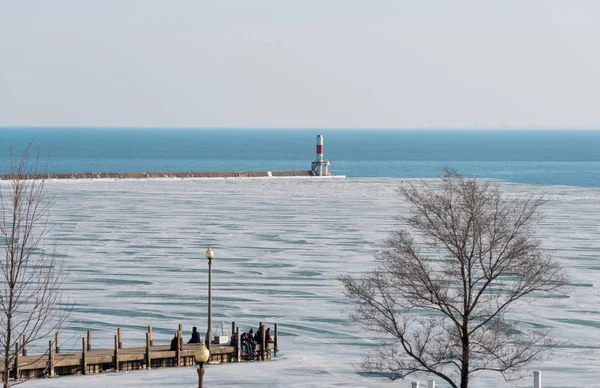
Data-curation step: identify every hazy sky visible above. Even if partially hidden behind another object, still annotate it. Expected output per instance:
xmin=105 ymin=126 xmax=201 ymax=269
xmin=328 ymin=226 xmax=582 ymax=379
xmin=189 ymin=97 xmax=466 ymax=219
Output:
xmin=1 ymin=1 xmax=599 ymax=129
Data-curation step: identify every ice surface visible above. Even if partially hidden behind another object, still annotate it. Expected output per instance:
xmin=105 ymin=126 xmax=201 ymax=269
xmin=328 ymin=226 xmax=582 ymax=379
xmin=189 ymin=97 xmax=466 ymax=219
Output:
xmin=6 ymin=177 xmax=599 ymax=388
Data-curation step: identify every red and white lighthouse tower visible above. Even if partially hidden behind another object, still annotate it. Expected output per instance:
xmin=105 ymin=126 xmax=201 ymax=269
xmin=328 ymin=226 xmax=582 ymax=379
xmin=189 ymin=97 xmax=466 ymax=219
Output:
xmin=311 ymin=134 xmax=331 ymax=176
xmin=316 ymin=134 xmax=324 ymax=162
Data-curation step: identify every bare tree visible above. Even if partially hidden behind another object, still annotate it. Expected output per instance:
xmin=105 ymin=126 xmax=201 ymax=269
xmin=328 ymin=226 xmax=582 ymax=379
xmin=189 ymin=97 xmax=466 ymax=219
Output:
xmin=339 ymin=170 xmax=568 ymax=388
xmin=0 ymin=146 xmax=68 ymax=388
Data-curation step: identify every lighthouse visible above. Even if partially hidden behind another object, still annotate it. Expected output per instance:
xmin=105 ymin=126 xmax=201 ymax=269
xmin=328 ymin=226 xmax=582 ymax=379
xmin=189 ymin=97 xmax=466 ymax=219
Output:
xmin=311 ymin=134 xmax=331 ymax=176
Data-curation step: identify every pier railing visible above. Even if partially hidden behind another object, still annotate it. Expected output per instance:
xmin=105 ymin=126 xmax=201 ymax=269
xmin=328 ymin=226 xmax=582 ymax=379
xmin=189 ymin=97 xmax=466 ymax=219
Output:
xmin=0 ymin=321 xmax=278 ymax=383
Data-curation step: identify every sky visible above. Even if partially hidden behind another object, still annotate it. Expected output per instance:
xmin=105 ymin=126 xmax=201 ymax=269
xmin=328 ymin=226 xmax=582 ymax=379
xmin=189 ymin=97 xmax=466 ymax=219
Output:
xmin=1 ymin=0 xmax=599 ymax=129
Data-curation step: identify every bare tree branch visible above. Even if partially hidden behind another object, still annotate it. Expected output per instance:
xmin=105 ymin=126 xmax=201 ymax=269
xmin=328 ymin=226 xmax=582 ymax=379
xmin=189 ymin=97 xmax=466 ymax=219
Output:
xmin=339 ymin=170 xmax=568 ymax=388
xmin=0 ymin=145 xmax=70 ymax=387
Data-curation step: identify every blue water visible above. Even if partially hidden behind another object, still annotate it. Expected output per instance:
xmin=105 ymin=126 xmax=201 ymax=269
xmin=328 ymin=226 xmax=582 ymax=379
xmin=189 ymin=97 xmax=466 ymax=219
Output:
xmin=1 ymin=128 xmax=599 ymax=187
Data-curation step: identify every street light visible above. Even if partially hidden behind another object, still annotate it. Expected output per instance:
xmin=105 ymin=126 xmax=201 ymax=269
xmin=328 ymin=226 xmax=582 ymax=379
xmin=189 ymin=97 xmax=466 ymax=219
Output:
xmin=205 ymin=247 xmax=214 ymax=350
xmin=195 ymin=342 xmax=210 ymax=388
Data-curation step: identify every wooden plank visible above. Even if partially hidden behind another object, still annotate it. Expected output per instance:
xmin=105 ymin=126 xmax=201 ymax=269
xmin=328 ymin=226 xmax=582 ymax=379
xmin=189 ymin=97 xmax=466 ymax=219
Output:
xmin=116 ymin=353 xmax=145 ymax=362
xmin=55 ymin=358 xmax=84 ymax=367
xmin=175 ymin=331 xmax=181 ymax=367
xmin=260 ymin=324 xmax=266 ymax=361
xmin=145 ymin=332 xmax=151 ymax=369
xmin=82 ymin=337 xmax=87 ymax=375
xmin=14 ymin=343 xmax=19 ymax=381
xmin=114 ymin=335 xmax=119 ymax=371
xmin=236 ymin=327 xmax=241 ymax=362
xmin=48 ymin=340 xmax=55 ymax=377
xmin=274 ymin=323 xmax=278 ymax=357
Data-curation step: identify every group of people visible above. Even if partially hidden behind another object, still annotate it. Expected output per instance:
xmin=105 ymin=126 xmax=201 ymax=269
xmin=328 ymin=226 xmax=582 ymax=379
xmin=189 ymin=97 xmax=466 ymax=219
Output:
xmin=170 ymin=325 xmax=274 ymax=355
xmin=230 ymin=327 xmax=274 ymax=356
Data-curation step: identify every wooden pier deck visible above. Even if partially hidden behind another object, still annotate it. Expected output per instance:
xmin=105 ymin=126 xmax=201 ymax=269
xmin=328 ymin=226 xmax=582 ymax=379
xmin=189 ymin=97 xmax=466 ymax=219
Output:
xmin=1 ymin=322 xmax=278 ymax=383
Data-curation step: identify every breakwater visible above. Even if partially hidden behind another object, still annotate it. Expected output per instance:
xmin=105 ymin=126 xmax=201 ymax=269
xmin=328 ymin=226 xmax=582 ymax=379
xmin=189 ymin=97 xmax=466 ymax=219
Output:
xmin=0 ymin=170 xmax=313 ymax=180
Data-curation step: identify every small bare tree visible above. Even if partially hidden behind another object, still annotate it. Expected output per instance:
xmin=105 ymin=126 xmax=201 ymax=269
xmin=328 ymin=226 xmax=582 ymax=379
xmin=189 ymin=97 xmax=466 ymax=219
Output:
xmin=340 ymin=170 xmax=568 ymax=388
xmin=0 ymin=146 xmax=68 ymax=388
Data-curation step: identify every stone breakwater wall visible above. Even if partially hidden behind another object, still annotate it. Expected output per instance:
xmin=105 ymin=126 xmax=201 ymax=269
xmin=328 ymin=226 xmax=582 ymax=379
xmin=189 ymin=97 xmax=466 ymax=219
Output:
xmin=0 ymin=170 xmax=313 ymax=180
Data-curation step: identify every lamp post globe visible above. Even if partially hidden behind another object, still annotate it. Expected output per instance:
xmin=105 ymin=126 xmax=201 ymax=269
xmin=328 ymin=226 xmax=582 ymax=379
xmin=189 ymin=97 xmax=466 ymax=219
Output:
xmin=205 ymin=247 xmax=214 ymax=349
xmin=195 ymin=341 xmax=210 ymax=363
xmin=195 ymin=342 xmax=210 ymax=388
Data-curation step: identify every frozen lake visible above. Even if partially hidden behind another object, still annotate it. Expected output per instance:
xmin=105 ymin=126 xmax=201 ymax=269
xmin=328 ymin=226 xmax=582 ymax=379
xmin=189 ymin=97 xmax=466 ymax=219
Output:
xmin=14 ymin=177 xmax=600 ymax=387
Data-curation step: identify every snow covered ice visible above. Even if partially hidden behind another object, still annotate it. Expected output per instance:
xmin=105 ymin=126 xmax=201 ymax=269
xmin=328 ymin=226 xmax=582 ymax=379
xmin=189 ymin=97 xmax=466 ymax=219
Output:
xmin=13 ymin=177 xmax=600 ymax=388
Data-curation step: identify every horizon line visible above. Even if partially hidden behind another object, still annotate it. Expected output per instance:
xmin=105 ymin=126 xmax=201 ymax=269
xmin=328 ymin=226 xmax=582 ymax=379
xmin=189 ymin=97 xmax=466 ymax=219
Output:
xmin=2 ymin=126 xmax=600 ymax=131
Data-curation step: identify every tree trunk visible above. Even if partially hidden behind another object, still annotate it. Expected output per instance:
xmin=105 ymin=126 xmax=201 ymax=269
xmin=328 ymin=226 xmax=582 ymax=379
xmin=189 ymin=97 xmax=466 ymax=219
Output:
xmin=4 ymin=303 xmax=12 ymax=388
xmin=461 ymin=336 xmax=469 ymax=388
xmin=3 ymin=329 xmax=10 ymax=388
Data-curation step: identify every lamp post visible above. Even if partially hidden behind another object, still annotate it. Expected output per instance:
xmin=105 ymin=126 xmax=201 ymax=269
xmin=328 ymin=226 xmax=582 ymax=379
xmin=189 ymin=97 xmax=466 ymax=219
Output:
xmin=195 ymin=342 xmax=210 ymax=388
xmin=205 ymin=247 xmax=214 ymax=350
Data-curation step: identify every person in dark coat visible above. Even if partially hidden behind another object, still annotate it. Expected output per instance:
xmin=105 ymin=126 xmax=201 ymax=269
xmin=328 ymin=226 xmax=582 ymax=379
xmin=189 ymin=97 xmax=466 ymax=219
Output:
xmin=253 ymin=328 xmax=262 ymax=344
xmin=170 ymin=333 xmax=180 ymax=351
xmin=249 ymin=328 xmax=258 ymax=344
xmin=188 ymin=327 xmax=201 ymax=343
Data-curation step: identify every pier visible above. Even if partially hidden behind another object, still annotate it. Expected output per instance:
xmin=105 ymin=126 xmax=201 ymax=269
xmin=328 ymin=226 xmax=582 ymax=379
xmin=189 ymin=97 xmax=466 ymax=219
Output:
xmin=0 ymin=170 xmax=313 ymax=180
xmin=0 ymin=321 xmax=278 ymax=382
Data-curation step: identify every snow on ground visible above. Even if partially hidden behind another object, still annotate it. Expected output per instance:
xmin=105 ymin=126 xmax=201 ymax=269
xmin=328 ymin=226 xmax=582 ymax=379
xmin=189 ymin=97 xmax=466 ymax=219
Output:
xmin=7 ymin=178 xmax=600 ymax=388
